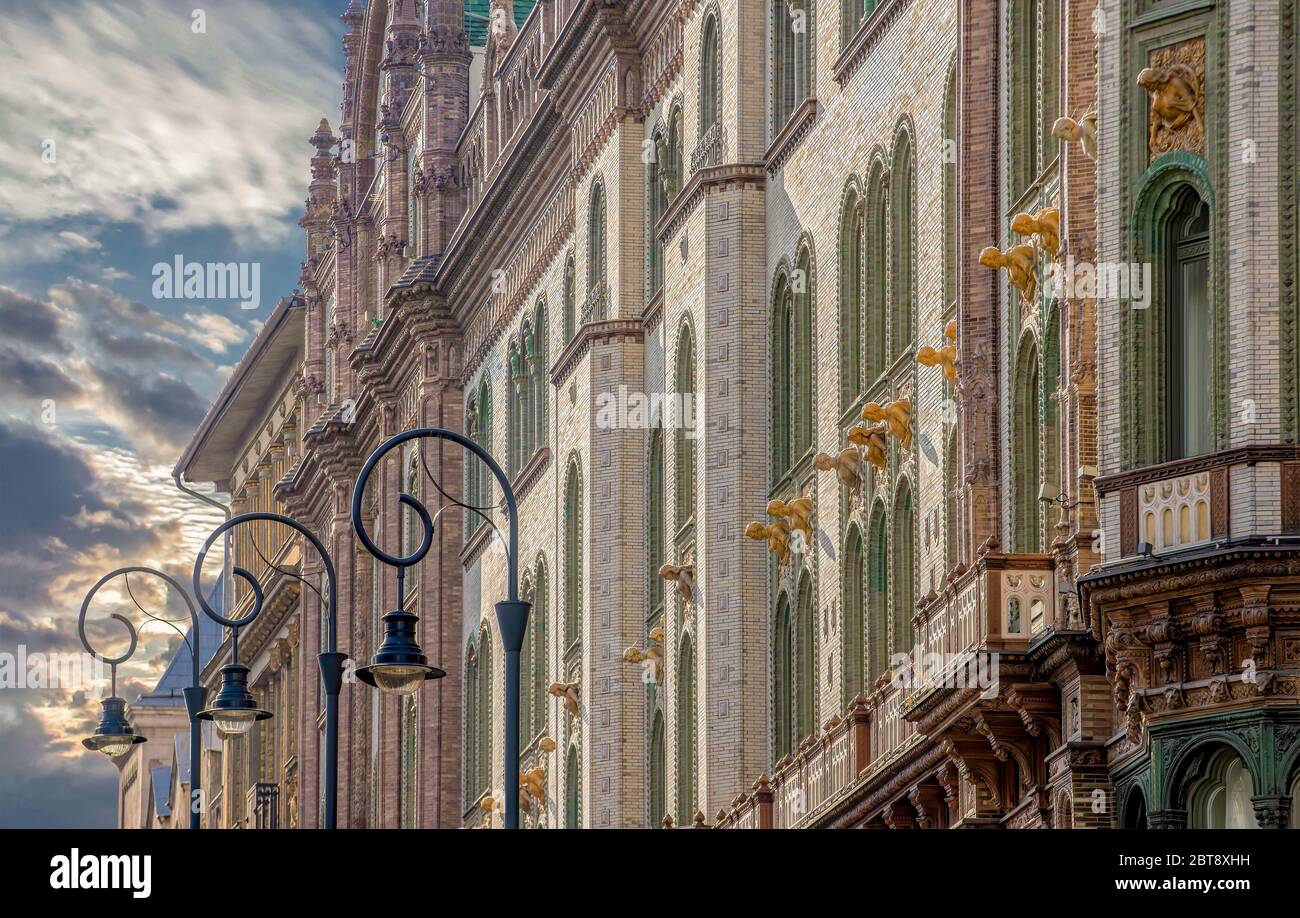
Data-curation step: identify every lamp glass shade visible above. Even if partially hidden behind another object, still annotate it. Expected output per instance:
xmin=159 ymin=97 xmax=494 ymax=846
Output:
xmin=369 ymin=665 xmax=429 ymax=696
xmin=98 ymin=738 xmax=135 ymax=758
xmin=212 ymin=710 xmax=258 ymax=736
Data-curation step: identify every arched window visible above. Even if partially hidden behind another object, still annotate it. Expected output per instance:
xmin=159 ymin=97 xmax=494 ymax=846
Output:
xmin=532 ymin=303 xmax=549 ymax=455
xmin=403 ymin=445 xmax=421 ymax=600
xmin=646 ymin=130 xmax=667 ymax=295
xmin=865 ymin=162 xmax=888 ymax=383
xmin=323 ymin=292 xmax=336 ymax=403
xmin=464 ymin=641 xmax=480 ymax=802
xmin=587 ymin=182 xmax=607 ymax=319
xmin=398 ymin=694 xmax=418 ymax=827
xmin=943 ymin=62 xmax=957 ymax=310
xmin=520 ymin=323 xmax=535 ymax=461
xmin=771 ymin=274 xmax=794 ymax=475
xmin=562 ymin=253 xmax=576 ymax=343
xmin=699 ymin=16 xmax=720 ymax=134
xmin=891 ymin=481 xmax=916 ymax=657
xmin=1010 ymin=0 xmax=1039 ymax=196
xmin=508 ymin=343 xmax=523 ymax=477
xmin=945 ymin=428 xmax=959 ymax=571
xmin=1289 ymin=770 xmax=1300 ymax=829
xmin=795 ymin=572 xmax=815 ymax=744
xmin=674 ymin=326 xmax=696 ymax=527
xmin=465 ymin=396 xmax=480 ymax=542
xmin=889 ymin=132 xmax=916 ymax=360
xmin=649 ymin=708 xmax=666 ymax=827
xmin=563 ymin=461 xmax=583 ymax=648
xmin=565 ymin=743 xmax=580 ymax=827
xmin=792 ymin=244 xmax=814 ymax=461
xmin=842 ymin=526 xmax=865 ymax=704
xmin=772 ymin=0 xmax=810 ymax=132
xmin=774 ymin=594 xmax=794 ymax=758
xmin=866 ymin=500 xmax=889 ymax=682
xmin=475 ymin=377 xmax=492 ymax=510
xmin=407 ymin=145 xmax=421 ymax=257
xmin=667 ymin=106 xmax=684 ymax=200
xmin=1190 ymin=750 xmax=1257 ymax=829
xmin=1014 ymin=338 xmax=1042 ymax=552
xmin=840 ymin=185 xmax=864 ymax=406
xmin=1123 ymin=786 xmax=1148 ymax=829
xmin=675 ymin=635 xmax=697 ymax=824
xmin=648 ymin=425 xmax=666 ymax=617
xmin=477 ymin=628 xmax=493 ymax=795
xmin=529 ymin=560 xmax=549 ymax=741
xmin=1166 ymin=187 xmax=1212 ymax=460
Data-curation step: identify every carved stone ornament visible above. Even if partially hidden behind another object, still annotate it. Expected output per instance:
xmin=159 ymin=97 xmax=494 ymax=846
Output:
xmin=1139 ymin=37 xmax=1206 ymax=162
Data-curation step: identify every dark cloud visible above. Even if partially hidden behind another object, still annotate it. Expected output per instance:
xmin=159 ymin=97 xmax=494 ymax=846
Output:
xmin=90 ymin=326 xmax=214 ymax=369
xmin=0 ymin=286 xmax=70 ymax=352
xmin=0 ymin=697 xmax=117 ymax=828
xmin=93 ymin=365 xmax=207 ymax=448
xmin=0 ymin=345 xmax=85 ymax=401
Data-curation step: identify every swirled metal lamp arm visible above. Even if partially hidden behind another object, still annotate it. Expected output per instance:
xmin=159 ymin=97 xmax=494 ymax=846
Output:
xmin=352 ymin=427 xmax=529 ymax=828
xmin=193 ymin=512 xmax=344 ymax=829
xmin=80 ymin=567 xmax=204 ymax=829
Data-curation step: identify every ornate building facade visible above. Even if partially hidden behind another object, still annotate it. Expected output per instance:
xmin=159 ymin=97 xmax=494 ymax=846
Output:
xmin=125 ymin=0 xmax=1299 ymax=829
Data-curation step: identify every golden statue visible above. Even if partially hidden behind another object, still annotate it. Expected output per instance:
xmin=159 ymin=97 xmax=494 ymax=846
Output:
xmin=623 ymin=625 xmax=666 ymax=682
xmin=813 ymin=447 xmax=863 ymax=501
xmin=1051 ymin=112 xmax=1097 ymax=160
xmin=548 ymin=680 xmax=580 ymax=720
xmin=745 ymin=519 xmax=791 ymax=568
xmin=978 ymin=244 xmax=1037 ymax=302
xmin=916 ymin=334 xmax=958 ymax=385
xmin=862 ymin=399 xmax=913 ymax=451
xmin=767 ymin=497 xmax=813 ymax=550
xmin=520 ymin=766 xmax=547 ymax=815
xmin=846 ymin=422 xmax=889 ymax=471
xmin=658 ymin=563 xmax=694 ymax=604
xmin=1137 ymin=65 xmax=1203 ymax=155
xmin=1010 ymin=207 xmax=1060 ymax=258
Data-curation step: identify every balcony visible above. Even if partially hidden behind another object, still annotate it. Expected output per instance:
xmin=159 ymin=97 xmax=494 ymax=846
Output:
xmin=249 ymin=782 xmax=279 ymax=829
xmin=689 ymin=122 xmax=727 ymax=174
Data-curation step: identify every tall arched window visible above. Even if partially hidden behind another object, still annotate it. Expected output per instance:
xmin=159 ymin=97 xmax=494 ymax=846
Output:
xmin=841 ymin=0 xmax=868 ymax=44
xmin=587 ymin=182 xmax=607 ymax=319
xmin=398 ymin=695 xmax=418 ymax=827
xmin=1190 ymin=750 xmax=1257 ymax=829
xmin=1166 ymin=187 xmax=1212 ymax=460
xmin=529 ymin=560 xmax=549 ymax=740
xmin=675 ymin=635 xmax=697 ymax=824
xmin=407 ymin=144 xmax=421 ymax=257
xmin=772 ymin=0 xmax=810 ymax=132
xmin=508 ymin=342 xmax=523 ymax=477
xmin=649 ymin=708 xmax=666 ymax=827
xmin=565 ymin=743 xmax=580 ymax=827
xmin=520 ymin=576 xmax=534 ymax=748
xmin=866 ymin=501 xmax=890 ymax=682
xmin=475 ymin=377 xmax=492 ymax=509
xmin=477 ymin=627 xmax=492 ymax=794
xmin=842 ymin=526 xmax=864 ymax=704
xmin=772 ymin=274 xmax=794 ymax=475
xmin=1014 ymin=338 xmax=1042 ymax=552
xmin=464 ymin=641 xmax=480 ymax=802
xmin=403 ymin=446 xmax=420 ymax=600
xmin=667 ymin=106 xmax=684 ymax=199
xmin=323 ymin=293 xmax=336 ymax=402
xmin=648 ymin=425 xmax=666 ymax=617
xmin=943 ymin=62 xmax=957 ymax=310
xmin=945 ymin=428 xmax=959 ymax=571
xmin=889 ymin=132 xmax=916 ymax=359
xmin=674 ymin=327 xmax=696 ymax=527
xmin=699 ymin=16 xmax=720 ymax=134
xmin=562 ymin=253 xmax=576 ymax=343
xmin=891 ymin=482 xmax=916 ymax=657
xmin=865 ymin=162 xmax=888 ymax=383
xmin=774 ymin=593 xmax=794 ymax=758
xmin=795 ymin=572 xmax=815 ymax=744
xmin=792 ymin=245 xmax=814 ymax=461
xmin=465 ymin=396 xmax=480 ymax=542
xmin=563 ymin=461 xmax=583 ymax=649
xmin=1010 ymin=0 xmax=1039 ymax=196
xmin=646 ymin=130 xmax=667 ymax=295
xmin=840 ymin=184 xmax=864 ymax=406
xmin=531 ymin=302 xmax=549 ymax=456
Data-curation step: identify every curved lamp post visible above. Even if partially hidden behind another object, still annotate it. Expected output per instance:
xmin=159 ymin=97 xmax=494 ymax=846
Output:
xmin=352 ymin=427 xmax=527 ymax=828
xmin=79 ymin=567 xmax=205 ymax=829
xmin=193 ymin=513 xmax=345 ymax=829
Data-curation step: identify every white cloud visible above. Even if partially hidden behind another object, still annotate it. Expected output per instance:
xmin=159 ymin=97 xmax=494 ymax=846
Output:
xmin=56 ymin=230 xmax=100 ymax=251
xmin=0 ymin=0 xmax=340 ymax=254
xmin=182 ymin=310 xmax=249 ymax=354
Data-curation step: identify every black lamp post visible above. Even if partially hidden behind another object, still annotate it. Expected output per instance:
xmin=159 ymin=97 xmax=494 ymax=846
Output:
xmin=193 ymin=513 xmax=345 ymax=829
xmin=79 ymin=567 xmax=205 ymax=830
xmin=351 ymin=427 xmax=527 ymax=828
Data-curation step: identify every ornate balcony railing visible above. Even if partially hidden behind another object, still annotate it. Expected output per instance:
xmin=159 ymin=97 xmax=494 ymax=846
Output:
xmin=690 ymin=122 xmax=727 ymax=174
xmin=581 ymin=284 xmax=608 ymax=324
xmin=250 ymin=782 xmax=279 ymax=829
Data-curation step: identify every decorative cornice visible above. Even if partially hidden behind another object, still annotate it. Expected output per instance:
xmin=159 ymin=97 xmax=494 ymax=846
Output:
xmin=550 ymin=318 xmax=645 ymax=386
xmin=656 ymin=162 xmax=766 ymax=243
xmin=764 ymin=98 xmax=818 ymax=175
xmin=1094 ymin=445 xmax=1300 ymax=496
xmin=831 ymin=0 xmax=910 ymax=85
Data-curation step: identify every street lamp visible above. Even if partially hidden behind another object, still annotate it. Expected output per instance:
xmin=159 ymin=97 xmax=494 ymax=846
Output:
xmin=351 ymin=427 xmax=527 ymax=828
xmin=79 ymin=567 xmax=206 ymax=829
xmin=193 ymin=512 xmax=346 ymax=828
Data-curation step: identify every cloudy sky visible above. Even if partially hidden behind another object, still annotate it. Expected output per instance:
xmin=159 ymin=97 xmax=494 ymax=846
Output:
xmin=0 ymin=0 xmax=344 ymax=827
